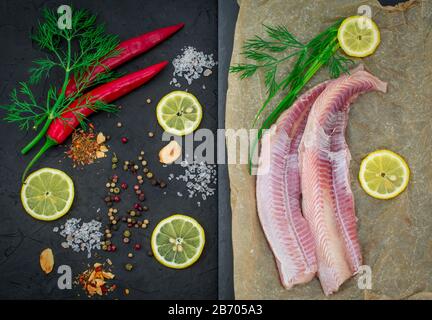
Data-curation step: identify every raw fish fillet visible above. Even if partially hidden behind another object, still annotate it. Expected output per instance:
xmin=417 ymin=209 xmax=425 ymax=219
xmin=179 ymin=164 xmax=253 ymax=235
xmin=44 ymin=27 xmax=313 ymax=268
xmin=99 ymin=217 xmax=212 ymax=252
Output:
xmin=256 ymin=82 xmax=328 ymax=289
xmin=299 ymin=65 xmax=387 ymax=295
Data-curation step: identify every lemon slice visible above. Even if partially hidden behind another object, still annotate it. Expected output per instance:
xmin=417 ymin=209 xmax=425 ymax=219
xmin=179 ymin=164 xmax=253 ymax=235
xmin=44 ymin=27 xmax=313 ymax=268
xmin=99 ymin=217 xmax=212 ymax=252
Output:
xmin=338 ymin=15 xmax=380 ymax=57
xmin=151 ymin=214 xmax=205 ymax=269
xmin=156 ymin=91 xmax=202 ymax=136
xmin=21 ymin=168 xmax=74 ymax=221
xmin=359 ymin=150 xmax=410 ymax=200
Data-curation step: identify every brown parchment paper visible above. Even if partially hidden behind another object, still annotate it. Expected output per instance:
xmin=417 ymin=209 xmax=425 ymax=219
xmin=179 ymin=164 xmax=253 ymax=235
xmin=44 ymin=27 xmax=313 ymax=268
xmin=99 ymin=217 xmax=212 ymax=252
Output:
xmin=226 ymin=0 xmax=432 ymax=299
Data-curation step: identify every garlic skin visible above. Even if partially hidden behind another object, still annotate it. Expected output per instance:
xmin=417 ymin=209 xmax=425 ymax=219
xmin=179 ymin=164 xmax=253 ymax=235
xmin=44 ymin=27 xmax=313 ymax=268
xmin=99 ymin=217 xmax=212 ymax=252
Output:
xmin=159 ymin=140 xmax=182 ymax=164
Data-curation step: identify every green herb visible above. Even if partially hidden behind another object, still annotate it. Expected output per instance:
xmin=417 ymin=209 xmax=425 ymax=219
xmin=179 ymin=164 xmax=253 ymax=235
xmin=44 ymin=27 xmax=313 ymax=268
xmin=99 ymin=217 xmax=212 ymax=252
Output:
xmin=229 ymin=25 xmax=304 ymax=98
xmin=0 ymin=8 xmax=120 ymax=154
xmin=230 ymin=20 xmax=353 ymax=173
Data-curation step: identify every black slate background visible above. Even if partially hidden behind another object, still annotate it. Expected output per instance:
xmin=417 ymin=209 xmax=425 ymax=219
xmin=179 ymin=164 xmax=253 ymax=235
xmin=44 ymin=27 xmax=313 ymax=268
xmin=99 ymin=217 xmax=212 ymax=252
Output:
xmin=0 ymin=0 xmax=218 ymax=299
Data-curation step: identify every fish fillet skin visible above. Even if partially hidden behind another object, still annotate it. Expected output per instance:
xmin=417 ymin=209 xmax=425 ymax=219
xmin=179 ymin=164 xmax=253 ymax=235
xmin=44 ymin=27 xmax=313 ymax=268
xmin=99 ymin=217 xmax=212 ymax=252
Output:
xmin=299 ymin=65 xmax=387 ymax=295
xmin=256 ymin=82 xmax=328 ymax=289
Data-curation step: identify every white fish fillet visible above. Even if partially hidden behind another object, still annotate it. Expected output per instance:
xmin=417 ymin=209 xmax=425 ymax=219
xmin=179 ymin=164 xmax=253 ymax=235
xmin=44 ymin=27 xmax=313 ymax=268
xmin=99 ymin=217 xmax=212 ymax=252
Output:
xmin=256 ymin=82 xmax=328 ymax=288
xmin=299 ymin=65 xmax=387 ymax=295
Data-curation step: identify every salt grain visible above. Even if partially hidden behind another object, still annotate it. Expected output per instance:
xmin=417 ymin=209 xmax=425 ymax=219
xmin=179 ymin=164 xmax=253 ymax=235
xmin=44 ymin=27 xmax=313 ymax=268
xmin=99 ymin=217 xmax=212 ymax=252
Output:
xmin=55 ymin=218 xmax=102 ymax=258
xmin=170 ymin=46 xmax=216 ymax=87
xmin=173 ymin=161 xmax=217 ymax=205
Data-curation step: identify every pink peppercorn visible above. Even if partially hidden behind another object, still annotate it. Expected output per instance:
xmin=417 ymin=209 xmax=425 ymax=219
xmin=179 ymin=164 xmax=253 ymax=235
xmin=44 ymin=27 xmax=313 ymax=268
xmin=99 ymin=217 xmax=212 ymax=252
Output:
xmin=134 ymin=244 xmax=141 ymax=251
xmin=121 ymin=183 xmax=128 ymax=190
xmin=121 ymin=137 xmax=128 ymax=144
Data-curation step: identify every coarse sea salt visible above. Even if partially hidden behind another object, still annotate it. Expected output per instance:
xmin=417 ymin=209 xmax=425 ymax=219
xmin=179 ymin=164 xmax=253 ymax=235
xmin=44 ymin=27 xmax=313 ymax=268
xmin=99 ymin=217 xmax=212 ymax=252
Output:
xmin=55 ymin=218 xmax=102 ymax=258
xmin=170 ymin=46 xmax=216 ymax=87
xmin=173 ymin=161 xmax=217 ymax=205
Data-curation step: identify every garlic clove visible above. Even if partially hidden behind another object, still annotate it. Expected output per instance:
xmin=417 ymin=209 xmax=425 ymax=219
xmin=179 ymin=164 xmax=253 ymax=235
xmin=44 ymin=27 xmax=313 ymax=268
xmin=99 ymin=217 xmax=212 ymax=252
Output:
xmin=159 ymin=140 xmax=182 ymax=164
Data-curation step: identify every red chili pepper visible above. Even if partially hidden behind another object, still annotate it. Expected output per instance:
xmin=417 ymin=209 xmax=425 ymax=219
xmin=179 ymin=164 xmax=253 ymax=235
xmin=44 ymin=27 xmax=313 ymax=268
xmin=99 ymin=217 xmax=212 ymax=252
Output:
xmin=65 ymin=23 xmax=184 ymax=97
xmin=50 ymin=61 xmax=167 ymax=144
xmin=22 ymin=61 xmax=168 ymax=180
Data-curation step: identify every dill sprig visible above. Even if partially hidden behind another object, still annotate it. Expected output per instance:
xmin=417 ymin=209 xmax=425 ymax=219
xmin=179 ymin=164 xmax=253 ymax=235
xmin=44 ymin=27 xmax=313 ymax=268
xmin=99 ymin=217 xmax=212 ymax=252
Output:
xmin=230 ymin=25 xmax=304 ymax=97
xmin=230 ymin=20 xmax=354 ymax=173
xmin=0 ymin=8 xmax=120 ymax=154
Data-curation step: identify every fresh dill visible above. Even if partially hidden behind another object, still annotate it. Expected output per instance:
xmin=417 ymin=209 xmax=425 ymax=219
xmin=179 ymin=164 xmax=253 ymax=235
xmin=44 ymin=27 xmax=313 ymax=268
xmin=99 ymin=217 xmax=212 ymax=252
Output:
xmin=229 ymin=20 xmax=354 ymax=173
xmin=0 ymin=8 xmax=120 ymax=154
xmin=230 ymin=25 xmax=304 ymax=90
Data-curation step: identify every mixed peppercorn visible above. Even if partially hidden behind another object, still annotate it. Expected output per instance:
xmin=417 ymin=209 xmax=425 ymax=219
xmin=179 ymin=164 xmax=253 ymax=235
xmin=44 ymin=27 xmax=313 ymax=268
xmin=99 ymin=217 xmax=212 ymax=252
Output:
xmin=100 ymin=149 xmax=168 ymax=271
